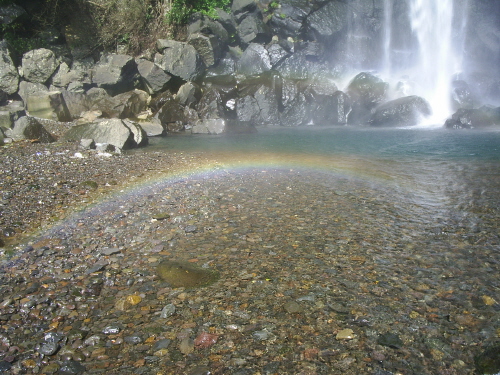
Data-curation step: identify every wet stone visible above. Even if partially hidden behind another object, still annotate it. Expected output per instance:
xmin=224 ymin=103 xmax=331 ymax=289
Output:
xmin=378 ymin=332 xmax=404 ymax=349
xmin=475 ymin=344 xmax=500 ymax=375
xmin=58 ymin=360 xmax=86 ymax=375
xmin=38 ymin=341 xmax=59 ymax=355
xmin=156 ymin=259 xmax=219 ymax=288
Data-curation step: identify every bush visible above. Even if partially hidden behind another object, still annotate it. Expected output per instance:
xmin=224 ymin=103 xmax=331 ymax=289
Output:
xmin=167 ymin=0 xmax=231 ymax=24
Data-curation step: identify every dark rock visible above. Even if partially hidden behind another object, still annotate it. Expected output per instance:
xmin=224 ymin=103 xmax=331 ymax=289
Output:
xmin=155 ymin=92 xmax=187 ymax=125
xmin=231 ymin=0 xmax=257 ymax=19
xmin=205 ymin=54 xmax=236 ymax=83
xmin=274 ymin=50 xmax=325 ymax=80
xmin=236 ymin=95 xmax=260 ymax=125
xmin=377 ymin=332 xmax=403 ymax=349
xmin=306 ymin=1 xmax=348 ymax=40
xmin=155 ymin=40 xmax=206 ymax=81
xmin=280 ymin=92 xmax=309 ymax=126
xmin=60 ymin=89 xmax=88 ymax=119
xmin=92 ymin=54 xmax=139 ymax=96
xmin=237 ymin=43 xmax=271 ymax=76
xmin=0 ymin=3 xmax=26 ymax=25
xmin=347 ymin=72 xmax=388 ymax=124
xmin=176 ymin=82 xmax=201 ymax=108
xmin=196 ymin=87 xmax=225 ymax=120
xmin=237 ymin=13 xmax=272 ymax=45
xmin=253 ymin=83 xmax=281 ymax=126
xmin=475 ymin=344 xmax=500 ymax=375
xmin=267 ymin=43 xmax=289 ymax=67
xmin=11 ymin=116 xmax=55 ymax=143
xmin=136 ymin=58 xmax=172 ymax=94
xmin=187 ymin=12 xmax=230 ymax=43
xmin=444 ymin=106 xmax=500 ymax=129
xmin=370 ymin=95 xmax=431 ymax=127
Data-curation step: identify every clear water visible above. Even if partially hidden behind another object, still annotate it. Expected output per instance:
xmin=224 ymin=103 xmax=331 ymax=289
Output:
xmin=137 ymin=126 xmax=500 ymax=236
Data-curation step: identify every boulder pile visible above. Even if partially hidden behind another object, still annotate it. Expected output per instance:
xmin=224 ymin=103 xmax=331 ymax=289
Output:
xmin=1 ymin=0 xmax=500 ymax=148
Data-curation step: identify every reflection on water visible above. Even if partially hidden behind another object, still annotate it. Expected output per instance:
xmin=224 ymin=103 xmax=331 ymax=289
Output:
xmin=138 ymin=126 xmax=500 ymax=234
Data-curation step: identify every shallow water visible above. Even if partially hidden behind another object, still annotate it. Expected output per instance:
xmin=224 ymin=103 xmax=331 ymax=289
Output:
xmin=4 ymin=126 xmax=500 ymax=374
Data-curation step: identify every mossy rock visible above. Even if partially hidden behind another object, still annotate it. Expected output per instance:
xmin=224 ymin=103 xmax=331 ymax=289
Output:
xmin=81 ymin=180 xmax=98 ymax=190
xmin=475 ymin=344 xmax=500 ymax=374
xmin=156 ymin=259 xmax=219 ymax=288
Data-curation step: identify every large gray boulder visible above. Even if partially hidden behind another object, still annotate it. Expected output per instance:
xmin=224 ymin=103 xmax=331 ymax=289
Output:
xmin=237 ymin=43 xmax=271 ymax=76
xmin=62 ymin=118 xmax=147 ymax=149
xmin=50 ymin=59 xmax=93 ymax=88
xmin=11 ymin=116 xmax=55 ymax=143
xmin=136 ymin=58 xmax=171 ymax=94
xmin=18 ymin=81 xmax=48 ymax=105
xmin=92 ymin=54 xmax=138 ymax=95
xmin=280 ymin=92 xmax=309 ymax=126
xmin=269 ymin=2 xmax=309 ymax=39
xmin=176 ymin=82 xmax=201 ymax=108
xmin=0 ymin=41 xmax=19 ymax=94
xmin=370 ymin=96 xmax=431 ymax=127
xmin=155 ymin=40 xmax=206 ymax=81
xmin=86 ymin=88 xmax=149 ymax=119
xmin=21 ymin=48 xmax=58 ymax=84
xmin=26 ymin=90 xmax=71 ymax=122
xmin=347 ymin=72 xmax=388 ymax=124
xmin=445 ymin=106 xmax=500 ymax=129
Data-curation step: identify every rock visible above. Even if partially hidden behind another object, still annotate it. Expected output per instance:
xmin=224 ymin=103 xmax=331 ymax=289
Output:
xmin=18 ymin=81 xmax=49 ymax=105
xmin=192 ymin=118 xmax=226 ymax=134
xmin=136 ymin=118 xmax=165 ymax=136
xmin=21 ymin=48 xmax=58 ymax=84
xmin=445 ymin=106 xmax=500 ymax=129
xmin=347 ymin=72 xmax=388 ymax=125
xmin=370 ymin=95 xmax=431 ymax=127
xmin=86 ymin=89 xmax=149 ymax=119
xmin=62 ymin=118 xmax=147 ymax=149
xmin=306 ymin=1 xmax=349 ymax=40
xmin=136 ymin=58 xmax=171 ymax=94
xmin=50 ymin=61 xmax=89 ymax=88
xmin=155 ymin=40 xmax=206 ymax=81
xmin=237 ymin=13 xmax=271 ymax=45
xmin=280 ymin=92 xmax=309 ymax=126
xmin=0 ymin=102 xmax=26 ymax=130
xmin=156 ymin=259 xmax=219 ymax=288
xmin=237 ymin=43 xmax=271 ymax=76
xmin=26 ymin=91 xmax=71 ymax=121
xmin=377 ymin=332 xmax=403 ymax=349
xmin=92 ymin=54 xmax=138 ymax=95
xmin=0 ymin=41 xmax=19 ymax=94
xmin=236 ymin=95 xmax=260 ymax=125
xmin=451 ymin=80 xmax=475 ymax=110
xmin=284 ymin=301 xmax=303 ymax=314
xmin=196 ymin=87 xmax=225 ymax=120
xmin=253 ymin=83 xmax=281 ymax=126
xmin=123 ymin=119 xmax=148 ymax=147
xmin=187 ymin=12 xmax=229 ymax=43
xmin=60 ymin=89 xmax=88 ymax=119
xmin=231 ymin=0 xmax=257 ymax=18
xmin=0 ymin=3 xmax=27 ymax=25
xmin=336 ymin=328 xmax=355 ymax=340
xmin=269 ymin=3 xmax=309 ymax=39
xmin=160 ymin=304 xmax=176 ymax=319
xmin=176 ymin=82 xmax=201 ymax=108
xmin=154 ymin=92 xmax=186 ymax=125
xmin=188 ymin=32 xmax=222 ymax=68
xmin=275 ymin=50 xmax=320 ymax=80
xmin=58 ymin=360 xmax=86 ymax=375
xmin=475 ymin=344 xmax=500 ymax=375
xmin=267 ymin=42 xmax=289 ymax=67
xmin=11 ymin=116 xmax=55 ymax=143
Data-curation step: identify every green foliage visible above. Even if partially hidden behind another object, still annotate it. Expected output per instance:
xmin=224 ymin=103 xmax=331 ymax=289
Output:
xmin=166 ymin=0 xmax=231 ymax=25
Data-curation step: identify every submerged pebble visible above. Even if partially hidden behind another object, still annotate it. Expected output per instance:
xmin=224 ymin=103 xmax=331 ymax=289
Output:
xmin=156 ymin=259 xmax=219 ymax=288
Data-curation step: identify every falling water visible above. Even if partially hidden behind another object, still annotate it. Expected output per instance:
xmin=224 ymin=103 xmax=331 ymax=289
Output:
xmin=409 ymin=0 xmax=457 ymax=124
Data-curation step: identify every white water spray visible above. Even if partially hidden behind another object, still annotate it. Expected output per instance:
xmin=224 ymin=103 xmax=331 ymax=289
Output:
xmin=409 ymin=0 xmax=458 ymax=124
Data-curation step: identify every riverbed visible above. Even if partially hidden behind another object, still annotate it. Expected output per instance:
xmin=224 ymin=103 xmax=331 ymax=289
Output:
xmin=1 ymin=126 xmax=500 ymax=374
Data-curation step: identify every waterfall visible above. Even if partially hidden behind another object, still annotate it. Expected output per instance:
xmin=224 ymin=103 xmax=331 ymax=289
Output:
xmin=409 ymin=0 xmax=456 ymax=124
